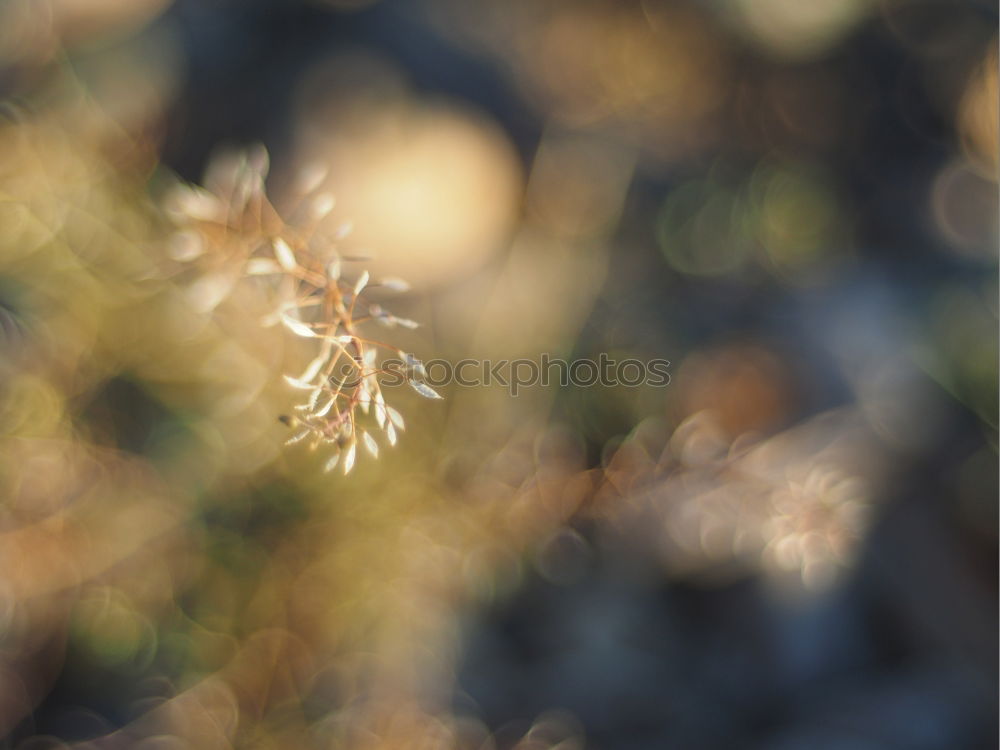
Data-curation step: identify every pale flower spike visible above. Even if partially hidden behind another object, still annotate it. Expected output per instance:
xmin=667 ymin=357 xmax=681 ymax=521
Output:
xmin=163 ymin=145 xmax=439 ymax=474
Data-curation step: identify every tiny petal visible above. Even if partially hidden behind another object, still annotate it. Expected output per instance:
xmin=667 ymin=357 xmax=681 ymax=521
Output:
xmin=342 ymin=443 xmax=356 ymax=475
xmin=409 ymin=380 xmax=442 ymax=399
xmin=362 ymin=431 xmax=379 ymax=458
xmin=323 ymin=452 xmax=340 ymax=472
xmin=386 ymin=421 xmax=397 ymax=446
xmin=386 ymin=406 xmax=405 ymax=430
xmin=394 ymin=317 xmax=419 ymax=329
xmin=353 ymin=271 xmax=369 ymax=296
xmin=307 ymin=386 xmax=323 ymax=409
xmin=246 ymin=257 xmax=282 ymax=275
xmin=327 ymin=257 xmax=341 ymax=281
xmin=315 ymin=396 xmax=336 ymax=417
xmin=285 ymin=428 xmax=310 ymax=445
xmin=273 ymin=238 xmax=297 ymax=271
xmin=168 ymin=185 xmax=224 ymax=222
xmin=281 ymin=314 xmax=318 ymax=338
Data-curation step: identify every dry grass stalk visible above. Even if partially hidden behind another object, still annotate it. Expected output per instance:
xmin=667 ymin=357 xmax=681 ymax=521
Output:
xmin=164 ymin=145 xmax=439 ymax=473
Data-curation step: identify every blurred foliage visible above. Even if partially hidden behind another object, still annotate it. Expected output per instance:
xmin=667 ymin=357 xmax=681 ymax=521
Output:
xmin=0 ymin=0 xmax=996 ymax=748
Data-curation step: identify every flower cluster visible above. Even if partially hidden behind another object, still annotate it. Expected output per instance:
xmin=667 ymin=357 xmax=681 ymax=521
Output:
xmin=163 ymin=145 xmax=440 ymax=473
